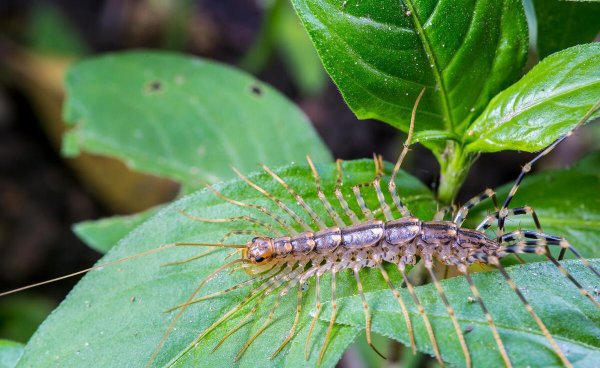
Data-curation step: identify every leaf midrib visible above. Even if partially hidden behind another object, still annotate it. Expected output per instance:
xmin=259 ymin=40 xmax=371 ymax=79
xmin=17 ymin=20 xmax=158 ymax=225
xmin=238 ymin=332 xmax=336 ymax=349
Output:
xmin=404 ymin=0 xmax=454 ymax=133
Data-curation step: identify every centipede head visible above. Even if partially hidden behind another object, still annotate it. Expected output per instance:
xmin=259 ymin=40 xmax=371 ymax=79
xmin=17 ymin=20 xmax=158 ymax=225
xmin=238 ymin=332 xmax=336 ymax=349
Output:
xmin=242 ymin=237 xmax=276 ymax=274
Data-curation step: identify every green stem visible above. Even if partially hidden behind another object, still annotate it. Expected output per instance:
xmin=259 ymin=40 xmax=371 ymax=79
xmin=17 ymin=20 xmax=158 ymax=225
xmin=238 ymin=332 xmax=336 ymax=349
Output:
xmin=239 ymin=0 xmax=285 ymax=72
xmin=437 ymin=141 xmax=472 ymax=205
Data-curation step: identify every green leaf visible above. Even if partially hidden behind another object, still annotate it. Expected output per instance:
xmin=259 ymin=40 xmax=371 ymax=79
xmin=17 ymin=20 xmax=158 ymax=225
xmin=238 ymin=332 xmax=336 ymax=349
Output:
xmin=292 ymin=0 xmax=528 ymax=137
xmin=17 ymin=160 xmax=436 ymax=367
xmin=465 ymin=43 xmax=600 ymax=153
xmin=0 ymin=340 xmax=23 ymax=368
xmin=322 ymin=259 xmax=600 ymax=367
xmin=72 ymin=208 xmax=159 ymax=254
xmin=27 ymin=2 xmax=88 ymax=56
xmin=533 ymin=0 xmax=600 ymax=58
xmin=467 ymin=151 xmax=600 ymax=258
xmin=63 ymin=51 xmax=332 ymax=188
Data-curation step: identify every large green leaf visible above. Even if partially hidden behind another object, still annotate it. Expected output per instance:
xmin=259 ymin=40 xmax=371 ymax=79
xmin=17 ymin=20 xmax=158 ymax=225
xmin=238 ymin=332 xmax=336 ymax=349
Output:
xmin=63 ymin=51 xmax=332 ymax=188
xmin=465 ymin=43 xmax=600 ymax=153
xmin=17 ymin=160 xmax=436 ymax=367
xmin=292 ymin=0 xmax=528 ymax=137
xmin=533 ymin=0 xmax=600 ymax=59
xmin=466 ymin=151 xmax=600 ymax=259
xmin=0 ymin=340 xmax=23 ymax=368
xmin=322 ymin=259 xmax=600 ymax=367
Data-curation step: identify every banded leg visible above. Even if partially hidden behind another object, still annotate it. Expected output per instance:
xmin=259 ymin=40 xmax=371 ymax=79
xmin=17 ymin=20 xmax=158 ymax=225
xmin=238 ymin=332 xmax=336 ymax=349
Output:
xmin=335 ymin=159 xmax=361 ymax=224
xmin=306 ymin=155 xmax=346 ymax=227
xmin=378 ymin=264 xmax=416 ymax=353
xmin=501 ymin=231 xmax=600 ymax=307
xmin=354 ymin=268 xmax=386 ymax=359
xmin=457 ymin=264 xmax=512 ymax=368
xmin=206 ymin=184 xmax=294 ymax=234
xmin=220 ymin=229 xmax=264 ymax=243
xmin=261 ymin=163 xmax=327 ymax=229
xmin=434 ymin=206 xmax=452 ymax=221
xmin=453 ymin=188 xmax=498 ymax=226
xmin=425 ymin=262 xmax=471 ymax=368
xmin=351 ymin=157 xmax=380 ymax=220
xmin=178 ymin=210 xmax=281 ymax=236
xmin=231 ymin=167 xmax=313 ymax=232
xmin=272 ymin=286 xmax=303 ymax=358
xmin=398 ymin=264 xmax=444 ymax=367
xmin=497 ymin=100 xmax=600 ymax=233
xmin=372 ymin=154 xmax=394 ymax=221
xmin=146 ymin=258 xmax=245 ymax=368
xmin=489 ymin=257 xmax=573 ymax=368
xmin=234 ymin=290 xmax=287 ymax=361
xmin=305 ymin=273 xmax=322 ymax=360
xmin=388 ymin=88 xmax=425 ymax=217
xmin=318 ymin=271 xmax=338 ymax=365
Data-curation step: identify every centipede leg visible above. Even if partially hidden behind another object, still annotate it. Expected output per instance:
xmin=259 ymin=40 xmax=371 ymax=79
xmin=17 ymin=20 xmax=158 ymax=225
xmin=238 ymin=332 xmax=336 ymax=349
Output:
xmin=305 ymin=273 xmax=322 ymax=360
xmin=306 ymin=155 xmax=346 ymax=227
xmin=398 ymin=264 xmax=444 ymax=367
xmin=335 ymin=159 xmax=361 ymax=224
xmin=425 ymin=263 xmax=471 ymax=368
xmin=378 ymin=265 xmax=415 ymax=354
xmin=318 ymin=271 xmax=338 ymax=365
xmin=453 ymin=188 xmax=498 ymax=226
xmin=261 ymin=163 xmax=327 ymax=229
xmin=272 ymin=286 xmax=303 ymax=358
xmin=354 ymin=268 xmax=386 ymax=359
xmin=490 ymin=257 xmax=573 ymax=368
xmin=178 ymin=210 xmax=281 ymax=236
xmin=387 ymin=88 xmax=425 ymax=218
xmin=458 ymin=264 xmax=512 ymax=368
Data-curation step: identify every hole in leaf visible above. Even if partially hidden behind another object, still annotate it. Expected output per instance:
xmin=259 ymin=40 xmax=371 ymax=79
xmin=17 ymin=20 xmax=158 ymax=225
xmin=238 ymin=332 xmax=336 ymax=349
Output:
xmin=146 ymin=80 xmax=163 ymax=93
xmin=250 ymin=84 xmax=262 ymax=96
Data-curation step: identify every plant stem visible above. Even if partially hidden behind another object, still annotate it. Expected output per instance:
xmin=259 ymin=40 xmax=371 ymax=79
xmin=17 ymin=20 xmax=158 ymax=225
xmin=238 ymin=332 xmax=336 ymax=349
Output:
xmin=437 ymin=140 xmax=471 ymax=205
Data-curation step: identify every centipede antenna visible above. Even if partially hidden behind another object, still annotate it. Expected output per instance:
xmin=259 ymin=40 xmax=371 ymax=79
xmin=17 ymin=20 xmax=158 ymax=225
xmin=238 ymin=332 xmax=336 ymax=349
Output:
xmin=335 ymin=159 xmax=361 ymax=224
xmin=232 ymin=166 xmax=313 ymax=232
xmin=178 ymin=209 xmax=281 ymax=236
xmin=389 ymin=87 xmax=425 ymax=217
xmin=378 ymin=264 xmax=416 ymax=354
xmin=306 ymin=155 xmax=346 ymax=227
xmin=219 ymin=230 xmax=263 ymax=244
xmin=398 ymin=264 xmax=444 ymax=367
xmin=458 ymin=265 xmax=512 ymax=368
xmin=205 ymin=184 xmax=295 ymax=234
xmin=0 ymin=243 xmax=177 ymax=298
xmin=160 ymin=248 xmax=215 ymax=267
xmin=146 ymin=258 xmax=244 ymax=368
xmin=174 ymin=242 xmax=246 ymax=249
xmin=498 ymin=99 xmax=600 ymax=234
xmin=305 ymin=273 xmax=322 ymax=360
xmin=260 ymin=163 xmax=327 ymax=229
xmin=272 ymin=286 xmax=303 ymax=358
xmin=318 ymin=270 xmax=337 ymax=365
xmin=354 ymin=268 xmax=386 ymax=359
xmin=490 ymin=258 xmax=573 ymax=368
xmin=425 ymin=263 xmax=471 ymax=368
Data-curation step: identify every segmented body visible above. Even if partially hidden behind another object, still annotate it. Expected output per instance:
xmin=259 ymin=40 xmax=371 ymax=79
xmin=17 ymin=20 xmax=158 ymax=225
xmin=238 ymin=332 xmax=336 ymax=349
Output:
xmin=249 ymin=219 xmax=500 ymax=271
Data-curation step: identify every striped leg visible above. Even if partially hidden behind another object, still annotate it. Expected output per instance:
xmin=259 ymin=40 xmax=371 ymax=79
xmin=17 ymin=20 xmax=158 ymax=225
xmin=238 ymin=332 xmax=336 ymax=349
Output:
xmin=306 ymin=155 xmax=346 ymax=227
xmin=272 ymin=286 xmax=303 ymax=358
xmin=378 ymin=264 xmax=416 ymax=353
xmin=318 ymin=270 xmax=338 ymax=365
xmin=497 ymin=100 xmax=600 ymax=234
xmin=488 ymin=257 xmax=573 ymax=368
xmin=232 ymin=167 xmax=313 ymax=232
xmin=397 ymin=263 xmax=444 ymax=367
xmin=388 ymin=88 xmax=425 ymax=217
xmin=457 ymin=264 xmax=512 ymax=368
xmin=206 ymin=184 xmax=294 ymax=234
xmin=335 ymin=159 xmax=361 ymax=224
xmin=351 ymin=156 xmax=381 ymax=220
xmin=354 ymin=268 xmax=386 ymax=359
xmin=424 ymin=262 xmax=471 ymax=368
xmin=453 ymin=188 xmax=498 ymax=226
xmin=178 ymin=210 xmax=281 ymax=236
xmin=500 ymin=231 xmax=600 ymax=308
xmin=305 ymin=273 xmax=322 ymax=360
xmin=261 ymin=163 xmax=327 ymax=229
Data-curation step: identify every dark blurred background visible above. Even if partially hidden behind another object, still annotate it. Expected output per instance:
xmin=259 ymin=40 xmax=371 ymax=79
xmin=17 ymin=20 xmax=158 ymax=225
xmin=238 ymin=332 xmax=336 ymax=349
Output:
xmin=0 ymin=1 xmax=597 ymax=365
